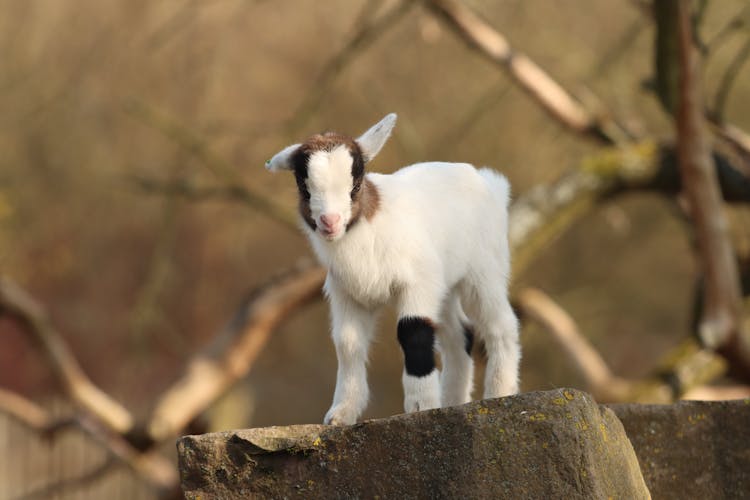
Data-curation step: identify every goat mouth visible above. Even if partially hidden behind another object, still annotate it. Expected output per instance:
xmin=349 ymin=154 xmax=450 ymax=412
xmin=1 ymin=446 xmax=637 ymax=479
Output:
xmin=320 ymin=228 xmax=341 ymax=240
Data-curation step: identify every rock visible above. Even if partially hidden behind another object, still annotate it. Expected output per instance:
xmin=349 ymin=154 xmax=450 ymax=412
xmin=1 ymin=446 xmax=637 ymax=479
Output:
xmin=610 ymin=398 xmax=750 ymax=500
xmin=177 ymin=389 xmax=649 ymax=499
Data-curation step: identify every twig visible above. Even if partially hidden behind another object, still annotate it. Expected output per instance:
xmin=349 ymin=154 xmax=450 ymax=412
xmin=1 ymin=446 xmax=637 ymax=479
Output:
xmin=130 ymin=175 xmax=268 ymax=205
xmin=681 ymin=384 xmax=750 ymax=401
xmin=0 ymin=388 xmax=177 ymax=494
xmin=704 ymin=4 xmax=750 ymax=55
xmin=430 ymin=80 xmax=512 ymax=158
xmin=507 ymin=141 xmax=661 ymax=275
xmin=0 ymin=278 xmax=135 ymax=435
xmin=586 ymin=17 xmax=646 ymax=81
xmin=517 ymin=288 xmax=728 ymax=403
xmin=627 ymin=0 xmax=652 ymax=18
xmin=0 ymin=387 xmax=58 ymax=433
xmin=286 ymin=0 xmax=414 ymax=135
xmin=676 ymin=0 xmax=748 ymax=370
xmin=653 ymin=0 xmax=680 ymax=115
xmin=424 ymin=0 xmax=632 ymax=145
xmin=146 ymin=261 xmax=326 ymax=443
xmin=124 ymin=100 xmax=300 ymax=233
xmin=517 ymin=288 xmax=631 ymax=401
xmin=128 ymin=178 xmax=184 ymax=357
xmin=64 ymin=413 xmax=177 ymax=494
xmin=711 ymin=120 xmax=750 ymax=170
xmin=12 ymin=458 xmax=117 ymax=500
xmin=713 ymin=37 xmax=750 ymax=122
xmin=352 ymin=0 xmax=386 ymax=33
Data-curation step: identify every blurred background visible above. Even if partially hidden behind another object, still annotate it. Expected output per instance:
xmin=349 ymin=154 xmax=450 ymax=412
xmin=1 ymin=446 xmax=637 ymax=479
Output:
xmin=1 ymin=0 xmax=749 ymax=498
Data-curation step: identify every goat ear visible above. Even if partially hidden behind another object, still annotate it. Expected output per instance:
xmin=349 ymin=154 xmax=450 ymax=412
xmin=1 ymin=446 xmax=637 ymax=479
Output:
xmin=356 ymin=113 xmax=397 ymax=162
xmin=265 ymin=143 xmax=301 ymax=172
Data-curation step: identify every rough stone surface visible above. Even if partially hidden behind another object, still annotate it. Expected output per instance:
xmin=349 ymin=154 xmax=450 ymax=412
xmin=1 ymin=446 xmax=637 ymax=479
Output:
xmin=177 ymin=388 xmax=649 ymax=499
xmin=610 ymin=399 xmax=750 ymax=500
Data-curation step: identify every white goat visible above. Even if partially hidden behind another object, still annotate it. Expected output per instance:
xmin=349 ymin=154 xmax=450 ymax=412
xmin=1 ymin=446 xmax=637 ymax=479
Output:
xmin=266 ymin=113 xmax=520 ymax=425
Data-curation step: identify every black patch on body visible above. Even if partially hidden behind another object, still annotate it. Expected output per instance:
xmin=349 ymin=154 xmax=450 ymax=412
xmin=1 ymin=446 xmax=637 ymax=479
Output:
xmin=397 ymin=317 xmax=436 ymax=377
xmin=462 ymin=324 xmax=475 ymax=356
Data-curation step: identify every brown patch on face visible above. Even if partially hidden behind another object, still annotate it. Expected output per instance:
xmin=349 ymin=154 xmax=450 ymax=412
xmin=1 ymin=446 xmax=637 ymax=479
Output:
xmin=297 ymin=132 xmax=360 ymax=157
xmin=298 ymin=196 xmax=316 ymax=231
xmin=347 ymin=178 xmax=380 ymax=230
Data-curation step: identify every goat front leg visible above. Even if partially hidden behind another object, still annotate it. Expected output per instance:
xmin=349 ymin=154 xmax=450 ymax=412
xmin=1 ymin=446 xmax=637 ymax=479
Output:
xmin=397 ymin=284 xmax=445 ymax=413
xmin=324 ymin=281 xmax=377 ymax=426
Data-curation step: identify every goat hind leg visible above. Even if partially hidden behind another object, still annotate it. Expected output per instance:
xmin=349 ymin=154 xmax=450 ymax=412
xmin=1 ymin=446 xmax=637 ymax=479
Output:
xmin=477 ymin=292 xmax=520 ymax=398
xmin=438 ymin=294 xmax=474 ymax=407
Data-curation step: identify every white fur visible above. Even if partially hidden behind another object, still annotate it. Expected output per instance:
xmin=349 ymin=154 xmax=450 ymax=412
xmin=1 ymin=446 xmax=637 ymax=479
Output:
xmin=265 ymin=143 xmax=299 ymax=172
xmin=307 ymin=146 xmax=355 ymax=239
xmin=268 ymin=114 xmax=520 ymax=425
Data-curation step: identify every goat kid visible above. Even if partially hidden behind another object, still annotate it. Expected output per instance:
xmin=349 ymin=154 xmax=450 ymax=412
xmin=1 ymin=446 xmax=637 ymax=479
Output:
xmin=266 ymin=113 xmax=520 ymax=425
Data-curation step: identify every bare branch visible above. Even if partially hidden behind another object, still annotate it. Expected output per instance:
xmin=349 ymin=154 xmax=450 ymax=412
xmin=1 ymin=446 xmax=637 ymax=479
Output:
xmin=12 ymin=459 xmax=117 ymax=500
xmin=711 ymin=120 xmax=750 ymax=173
xmin=681 ymin=384 xmax=750 ymax=401
xmin=424 ymin=0 xmax=632 ymax=145
xmin=713 ymin=37 xmax=750 ymax=122
xmin=430 ymin=81 xmax=512 ymax=158
xmin=128 ymin=190 xmax=185 ymax=357
xmin=676 ymin=1 xmax=749 ymax=369
xmin=0 ymin=388 xmax=177 ymax=494
xmin=0 ymin=387 xmax=58 ymax=432
xmin=586 ymin=17 xmax=646 ymax=80
xmin=286 ymin=0 xmax=414 ymax=135
xmin=124 ymin=100 xmax=300 ymax=233
xmin=704 ymin=4 xmax=750 ymax=55
xmin=508 ymin=141 xmax=660 ymax=275
xmin=654 ymin=0 xmax=680 ymax=114
xmin=130 ymin=175 xmax=273 ymax=208
xmin=0 ymin=278 xmax=135 ymax=435
xmin=517 ymin=288 xmax=631 ymax=401
xmin=517 ymin=288 xmax=728 ymax=403
xmin=146 ymin=261 xmax=326 ymax=443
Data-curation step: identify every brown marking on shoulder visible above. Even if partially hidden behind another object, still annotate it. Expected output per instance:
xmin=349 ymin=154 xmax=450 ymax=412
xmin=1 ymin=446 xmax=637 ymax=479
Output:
xmin=360 ymin=178 xmax=380 ymax=221
xmin=347 ymin=177 xmax=380 ymax=230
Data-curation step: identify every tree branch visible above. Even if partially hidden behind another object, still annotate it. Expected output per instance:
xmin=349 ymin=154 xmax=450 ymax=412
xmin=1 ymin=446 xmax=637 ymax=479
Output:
xmin=124 ymin=100 xmax=300 ymax=233
xmin=0 ymin=388 xmax=177 ymax=494
xmin=12 ymin=459 xmax=117 ymax=500
xmin=0 ymin=387 xmax=60 ymax=433
xmin=130 ymin=175 xmax=272 ymax=207
xmin=516 ymin=288 xmax=631 ymax=401
xmin=713 ymin=37 xmax=750 ymax=122
xmin=704 ymin=3 xmax=750 ymax=55
xmin=145 ymin=261 xmax=326 ymax=443
xmin=286 ymin=0 xmax=414 ymax=135
xmin=517 ymin=288 xmax=727 ymax=403
xmin=676 ymin=0 xmax=749 ymax=371
xmin=710 ymin=120 xmax=750 ymax=175
xmin=0 ymin=278 xmax=135 ymax=435
xmin=424 ymin=0 xmax=633 ymax=145
xmin=507 ymin=141 xmax=664 ymax=276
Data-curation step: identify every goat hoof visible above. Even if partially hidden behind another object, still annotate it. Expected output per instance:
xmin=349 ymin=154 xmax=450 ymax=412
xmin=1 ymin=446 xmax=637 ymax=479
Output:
xmin=324 ymin=405 xmax=357 ymax=426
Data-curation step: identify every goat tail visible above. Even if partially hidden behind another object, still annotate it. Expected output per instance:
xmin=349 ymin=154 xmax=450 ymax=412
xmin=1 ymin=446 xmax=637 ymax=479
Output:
xmin=477 ymin=167 xmax=511 ymax=210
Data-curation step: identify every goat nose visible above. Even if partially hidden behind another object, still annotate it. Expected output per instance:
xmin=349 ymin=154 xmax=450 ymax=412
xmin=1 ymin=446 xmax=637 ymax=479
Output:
xmin=320 ymin=213 xmax=341 ymax=228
